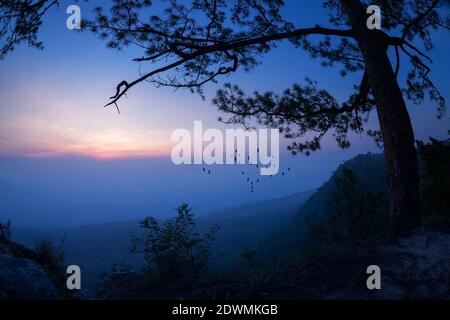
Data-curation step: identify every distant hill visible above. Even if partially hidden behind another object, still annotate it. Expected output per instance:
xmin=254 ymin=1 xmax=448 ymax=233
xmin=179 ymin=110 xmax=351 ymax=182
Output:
xmin=11 ymin=189 xmax=315 ymax=285
xmin=202 ymin=190 xmax=315 ymax=269
xmin=298 ymin=152 xmax=387 ymax=225
xmin=253 ymin=152 xmax=388 ymax=262
xmin=205 ymin=190 xmax=314 ymax=220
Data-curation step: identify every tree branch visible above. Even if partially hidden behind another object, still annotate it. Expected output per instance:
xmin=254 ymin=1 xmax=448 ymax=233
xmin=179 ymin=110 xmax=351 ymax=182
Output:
xmin=107 ymin=26 xmax=355 ymax=107
xmin=402 ymin=0 xmax=440 ymax=40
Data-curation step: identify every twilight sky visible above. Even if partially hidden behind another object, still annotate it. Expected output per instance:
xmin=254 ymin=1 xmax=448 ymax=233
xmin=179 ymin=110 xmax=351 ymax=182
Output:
xmin=0 ymin=1 xmax=448 ymax=227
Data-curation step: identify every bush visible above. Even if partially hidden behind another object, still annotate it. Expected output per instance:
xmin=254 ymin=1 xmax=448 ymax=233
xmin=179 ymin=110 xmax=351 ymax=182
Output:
xmin=34 ymin=238 xmax=68 ymax=296
xmin=130 ymin=203 xmax=219 ymax=282
xmin=418 ymin=137 xmax=450 ymax=222
xmin=35 ymin=239 xmax=65 ymax=270
xmin=235 ymin=249 xmax=265 ymax=290
xmin=312 ymin=168 xmax=387 ymax=252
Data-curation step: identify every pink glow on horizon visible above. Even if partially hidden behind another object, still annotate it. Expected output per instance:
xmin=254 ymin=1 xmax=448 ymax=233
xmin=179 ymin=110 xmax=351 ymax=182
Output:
xmin=1 ymin=148 xmax=169 ymax=160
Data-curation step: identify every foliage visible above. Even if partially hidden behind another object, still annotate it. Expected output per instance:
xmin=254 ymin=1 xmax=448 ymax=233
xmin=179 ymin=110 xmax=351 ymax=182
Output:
xmin=76 ymin=0 xmax=447 ymax=154
xmin=418 ymin=136 xmax=450 ymax=221
xmin=110 ymin=261 xmax=133 ymax=273
xmin=0 ymin=0 xmax=59 ymax=59
xmin=311 ymin=168 xmax=387 ymax=252
xmin=130 ymin=203 xmax=219 ymax=282
xmin=34 ymin=238 xmax=69 ymax=297
xmin=234 ymin=249 xmax=265 ymax=290
xmin=35 ymin=239 xmax=65 ymax=269
xmin=2 ymin=1 xmax=447 ymax=152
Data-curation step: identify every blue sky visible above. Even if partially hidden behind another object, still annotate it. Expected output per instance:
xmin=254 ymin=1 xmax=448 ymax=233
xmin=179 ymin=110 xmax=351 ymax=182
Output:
xmin=0 ymin=1 xmax=448 ymax=227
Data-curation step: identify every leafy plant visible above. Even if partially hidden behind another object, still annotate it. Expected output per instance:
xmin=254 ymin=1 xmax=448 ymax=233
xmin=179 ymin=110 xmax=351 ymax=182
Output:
xmin=130 ymin=204 xmax=219 ymax=282
xmin=313 ymin=168 xmax=387 ymax=252
xmin=34 ymin=238 xmax=68 ymax=297
xmin=418 ymin=136 xmax=450 ymax=221
xmin=235 ymin=249 xmax=265 ymax=290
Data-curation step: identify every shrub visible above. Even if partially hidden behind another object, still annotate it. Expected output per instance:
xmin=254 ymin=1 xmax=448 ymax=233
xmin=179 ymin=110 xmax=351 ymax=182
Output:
xmin=312 ymin=168 xmax=386 ymax=252
xmin=417 ymin=137 xmax=450 ymax=222
xmin=34 ymin=238 xmax=67 ymax=296
xmin=130 ymin=203 xmax=219 ymax=282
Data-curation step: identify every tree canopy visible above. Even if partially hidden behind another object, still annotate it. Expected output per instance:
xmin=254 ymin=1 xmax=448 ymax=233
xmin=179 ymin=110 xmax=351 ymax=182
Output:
xmin=77 ymin=0 xmax=448 ymax=154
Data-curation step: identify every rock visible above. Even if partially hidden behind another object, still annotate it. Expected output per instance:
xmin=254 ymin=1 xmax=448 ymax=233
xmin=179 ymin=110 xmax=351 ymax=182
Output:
xmin=0 ymin=253 xmax=60 ymax=300
xmin=0 ymin=238 xmax=39 ymax=260
xmin=0 ymin=239 xmax=60 ymax=300
xmin=0 ymin=241 xmax=11 ymax=255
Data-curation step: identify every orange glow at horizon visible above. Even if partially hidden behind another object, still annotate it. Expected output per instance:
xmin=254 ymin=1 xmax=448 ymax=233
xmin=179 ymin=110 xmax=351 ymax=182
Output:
xmin=13 ymin=149 xmax=169 ymax=160
xmin=0 ymin=90 xmax=176 ymax=159
xmin=0 ymin=71 xmax=221 ymax=160
xmin=0 ymin=125 xmax=175 ymax=159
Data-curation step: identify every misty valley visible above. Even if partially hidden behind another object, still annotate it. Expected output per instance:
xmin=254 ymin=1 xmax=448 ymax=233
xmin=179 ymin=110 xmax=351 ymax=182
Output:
xmin=2 ymin=145 xmax=449 ymax=300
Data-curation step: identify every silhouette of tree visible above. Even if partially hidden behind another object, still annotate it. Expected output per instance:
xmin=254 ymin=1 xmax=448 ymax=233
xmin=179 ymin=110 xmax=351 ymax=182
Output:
xmin=417 ymin=135 xmax=450 ymax=220
xmin=0 ymin=0 xmax=58 ymax=59
xmin=1 ymin=1 xmax=449 ymax=234
xmin=34 ymin=238 xmax=68 ymax=295
xmin=130 ymin=204 xmax=219 ymax=282
xmin=318 ymin=168 xmax=384 ymax=250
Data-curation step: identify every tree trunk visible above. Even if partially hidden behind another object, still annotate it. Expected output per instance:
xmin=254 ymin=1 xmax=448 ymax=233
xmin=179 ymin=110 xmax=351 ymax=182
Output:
xmin=341 ymin=0 xmax=422 ymax=234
